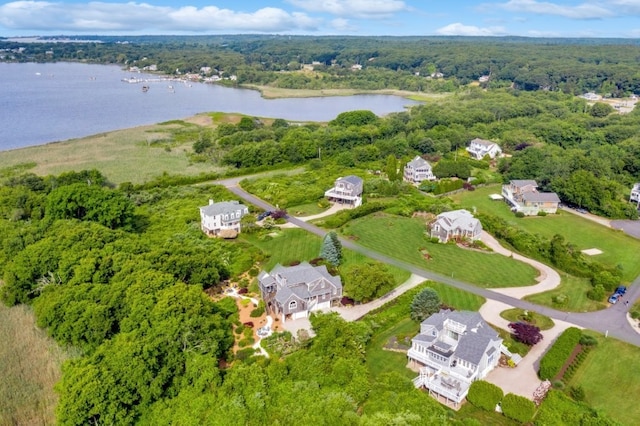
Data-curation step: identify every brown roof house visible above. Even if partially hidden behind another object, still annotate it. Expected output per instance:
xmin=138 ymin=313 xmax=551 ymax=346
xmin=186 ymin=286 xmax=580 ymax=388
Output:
xmin=502 ymin=180 xmax=561 ymax=215
xmin=429 ymin=209 xmax=482 ymax=243
xmin=324 ymin=175 xmax=363 ymax=207
xmin=404 ymin=156 xmax=436 ymax=184
xmin=409 ymin=310 xmax=503 ymax=407
xmin=199 ymin=200 xmax=249 ymax=237
xmin=258 ymin=262 xmax=342 ymax=323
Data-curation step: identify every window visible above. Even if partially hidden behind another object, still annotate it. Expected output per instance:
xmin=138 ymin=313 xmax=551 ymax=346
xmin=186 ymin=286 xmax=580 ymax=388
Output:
xmin=289 ymin=300 xmax=297 ymax=311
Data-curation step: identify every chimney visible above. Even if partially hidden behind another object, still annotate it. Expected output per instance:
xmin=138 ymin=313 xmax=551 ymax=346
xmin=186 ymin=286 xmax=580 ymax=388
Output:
xmin=209 ymin=199 xmax=214 ymax=205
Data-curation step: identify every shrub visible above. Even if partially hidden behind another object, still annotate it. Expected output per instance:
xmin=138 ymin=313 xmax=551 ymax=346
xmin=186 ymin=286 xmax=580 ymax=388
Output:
xmin=250 ymin=301 xmax=265 ymax=318
xmin=515 ymin=211 xmax=525 ymax=218
xmin=238 ymin=337 xmax=254 ymax=347
xmin=539 ymin=327 xmax=581 ymax=380
xmin=552 ymin=380 xmax=565 ymax=390
xmin=467 ymin=380 xmax=503 ymax=412
xmin=579 ymin=334 xmax=598 ymax=347
xmin=509 ymin=322 xmax=543 ymax=345
xmin=569 ymin=385 xmax=586 ymax=402
xmin=537 ymin=210 xmax=547 ymax=216
xmin=587 ymin=284 xmax=605 ymax=301
xmin=501 ymin=393 xmax=536 ymax=423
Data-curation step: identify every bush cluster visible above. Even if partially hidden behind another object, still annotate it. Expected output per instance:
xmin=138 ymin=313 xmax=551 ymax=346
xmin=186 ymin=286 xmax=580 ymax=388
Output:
xmin=501 ymin=393 xmax=536 ymax=423
xmin=467 ymin=381 xmax=503 ymax=411
xmin=539 ymin=327 xmax=582 ymax=380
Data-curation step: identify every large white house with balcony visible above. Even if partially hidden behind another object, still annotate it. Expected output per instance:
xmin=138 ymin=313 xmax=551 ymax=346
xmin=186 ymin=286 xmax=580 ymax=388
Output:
xmin=258 ymin=262 xmax=343 ymax=323
xmin=631 ymin=183 xmax=640 ymax=207
xmin=404 ymin=156 xmax=436 ymax=184
xmin=324 ymin=175 xmax=363 ymax=207
xmin=199 ymin=199 xmax=249 ymax=237
xmin=408 ymin=310 xmax=503 ymax=407
xmin=466 ymin=138 xmax=502 ymax=160
xmin=502 ymin=180 xmax=561 ymax=216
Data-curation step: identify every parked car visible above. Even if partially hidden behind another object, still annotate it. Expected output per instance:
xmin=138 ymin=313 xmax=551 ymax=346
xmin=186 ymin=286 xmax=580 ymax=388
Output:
xmin=608 ymin=293 xmax=620 ymax=304
xmin=257 ymin=211 xmax=272 ymax=221
xmin=615 ymin=285 xmax=627 ymax=296
xmin=576 ymin=208 xmax=588 ymax=214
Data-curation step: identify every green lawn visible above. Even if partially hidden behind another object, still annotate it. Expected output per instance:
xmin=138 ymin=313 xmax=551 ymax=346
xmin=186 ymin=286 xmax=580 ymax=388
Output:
xmin=525 ymin=274 xmax=607 ymax=312
xmin=343 ymin=213 xmax=538 ymax=288
xmin=287 ymin=201 xmax=330 ymax=217
xmin=451 ymin=185 xmax=640 ymax=282
xmin=567 ymin=333 xmax=640 ymax=425
xmin=366 ymin=318 xmax=419 ymax=380
xmin=499 ymin=308 xmax=555 ymax=330
xmin=241 ymin=227 xmax=411 ymax=286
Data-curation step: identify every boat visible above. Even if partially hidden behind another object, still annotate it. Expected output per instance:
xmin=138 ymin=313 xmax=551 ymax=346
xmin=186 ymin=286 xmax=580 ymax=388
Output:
xmin=142 ymin=85 xmax=149 ymax=92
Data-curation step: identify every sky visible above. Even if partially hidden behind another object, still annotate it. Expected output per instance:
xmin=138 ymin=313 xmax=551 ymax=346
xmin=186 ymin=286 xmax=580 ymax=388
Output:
xmin=1 ymin=0 xmax=640 ymax=38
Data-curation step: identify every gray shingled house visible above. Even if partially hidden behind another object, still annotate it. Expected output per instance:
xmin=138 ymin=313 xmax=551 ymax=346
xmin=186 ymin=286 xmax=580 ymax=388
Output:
xmin=404 ymin=155 xmax=436 ymax=184
xmin=258 ymin=262 xmax=342 ymax=322
xmin=429 ymin=209 xmax=482 ymax=243
xmin=199 ymin=199 xmax=249 ymax=237
xmin=324 ymin=175 xmax=363 ymax=207
xmin=408 ymin=310 xmax=503 ymax=407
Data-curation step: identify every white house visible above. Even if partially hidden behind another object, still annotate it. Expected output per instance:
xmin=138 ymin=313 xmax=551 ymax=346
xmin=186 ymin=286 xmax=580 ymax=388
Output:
xmin=429 ymin=210 xmax=482 ymax=243
xmin=404 ymin=156 xmax=436 ymax=184
xmin=631 ymin=183 xmax=640 ymax=207
xmin=466 ymin=138 xmax=502 ymax=160
xmin=325 ymin=175 xmax=363 ymax=207
xmin=258 ymin=262 xmax=343 ymax=322
xmin=502 ymin=180 xmax=561 ymax=215
xmin=199 ymin=200 xmax=249 ymax=237
xmin=409 ymin=310 xmax=503 ymax=407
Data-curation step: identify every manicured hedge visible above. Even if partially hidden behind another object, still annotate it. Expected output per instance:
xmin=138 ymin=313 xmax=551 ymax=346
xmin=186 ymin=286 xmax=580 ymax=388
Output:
xmin=501 ymin=393 xmax=536 ymax=423
xmin=539 ymin=327 xmax=582 ymax=380
xmin=467 ymin=380 xmax=503 ymax=412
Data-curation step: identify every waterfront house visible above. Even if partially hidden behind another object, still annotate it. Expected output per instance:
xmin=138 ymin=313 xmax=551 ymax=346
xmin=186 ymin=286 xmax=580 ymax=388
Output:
xmin=199 ymin=199 xmax=249 ymax=237
xmin=429 ymin=210 xmax=482 ymax=243
xmin=502 ymin=180 xmax=561 ymax=215
xmin=258 ymin=262 xmax=343 ymax=322
xmin=466 ymin=138 xmax=502 ymax=160
xmin=631 ymin=183 xmax=640 ymax=207
xmin=324 ymin=175 xmax=363 ymax=207
xmin=409 ymin=310 xmax=503 ymax=407
xmin=404 ymin=156 xmax=436 ymax=184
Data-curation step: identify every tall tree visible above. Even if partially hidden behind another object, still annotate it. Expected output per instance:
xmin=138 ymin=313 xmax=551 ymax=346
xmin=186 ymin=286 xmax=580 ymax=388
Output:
xmin=410 ymin=287 xmax=441 ymax=322
xmin=320 ymin=231 xmax=342 ymax=266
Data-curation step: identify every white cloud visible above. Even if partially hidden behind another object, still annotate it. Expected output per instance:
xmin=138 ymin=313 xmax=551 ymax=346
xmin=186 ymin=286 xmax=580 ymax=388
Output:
xmin=497 ymin=0 xmax=613 ymax=19
xmin=435 ymin=23 xmax=506 ymax=36
xmin=330 ymin=18 xmax=355 ymax=32
xmin=286 ymin=0 xmax=407 ymax=18
xmin=0 ymin=1 xmax=321 ymax=33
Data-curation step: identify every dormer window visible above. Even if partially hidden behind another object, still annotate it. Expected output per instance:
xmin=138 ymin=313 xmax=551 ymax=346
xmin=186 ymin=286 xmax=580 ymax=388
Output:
xmin=289 ymin=300 xmax=297 ymax=310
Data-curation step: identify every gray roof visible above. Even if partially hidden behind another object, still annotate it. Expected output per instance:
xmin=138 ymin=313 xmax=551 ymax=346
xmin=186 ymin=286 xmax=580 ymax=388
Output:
xmin=200 ymin=200 xmax=247 ymax=216
xmin=510 ymin=179 xmax=538 ymax=189
xmin=261 ymin=262 xmax=342 ymax=304
xmin=407 ymin=156 xmax=431 ymax=169
xmin=417 ymin=310 xmax=501 ymax=365
xmin=339 ymin=175 xmax=363 ymax=186
xmin=470 ymin=138 xmax=497 ymax=147
xmin=522 ymin=192 xmax=561 ymax=203
xmin=435 ymin=209 xmax=480 ymax=232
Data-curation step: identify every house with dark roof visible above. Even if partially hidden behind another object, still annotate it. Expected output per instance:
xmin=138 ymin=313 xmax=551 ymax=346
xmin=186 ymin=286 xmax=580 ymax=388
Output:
xmin=258 ymin=262 xmax=343 ymax=322
xmin=324 ymin=175 xmax=363 ymax=207
xmin=502 ymin=180 xmax=561 ymax=215
xmin=199 ymin=199 xmax=249 ymax=237
xmin=404 ymin=156 xmax=436 ymax=184
xmin=409 ymin=310 xmax=503 ymax=407
xmin=429 ymin=209 xmax=482 ymax=243
xmin=630 ymin=183 xmax=640 ymax=207
xmin=466 ymin=138 xmax=502 ymax=160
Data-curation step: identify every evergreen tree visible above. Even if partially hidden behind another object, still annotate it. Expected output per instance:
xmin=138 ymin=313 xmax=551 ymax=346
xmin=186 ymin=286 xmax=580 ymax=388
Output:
xmin=385 ymin=155 xmax=400 ymax=181
xmin=410 ymin=288 xmax=441 ymax=322
xmin=320 ymin=231 xmax=342 ymax=266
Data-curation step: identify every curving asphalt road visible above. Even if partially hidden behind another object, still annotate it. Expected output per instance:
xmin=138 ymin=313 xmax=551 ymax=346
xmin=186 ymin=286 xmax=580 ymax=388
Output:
xmin=225 ymin=184 xmax=640 ymax=347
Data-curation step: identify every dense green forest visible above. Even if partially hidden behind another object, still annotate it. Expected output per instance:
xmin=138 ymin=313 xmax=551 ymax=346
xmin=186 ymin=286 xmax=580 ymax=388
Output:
xmin=3 ymin=35 xmax=640 ymax=95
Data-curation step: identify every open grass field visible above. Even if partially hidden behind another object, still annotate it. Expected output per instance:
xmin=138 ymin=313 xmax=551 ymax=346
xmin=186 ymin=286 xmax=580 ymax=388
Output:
xmin=343 ymin=213 xmax=538 ymax=288
xmin=287 ymin=201 xmax=330 ymax=217
xmin=525 ymin=274 xmax=607 ymax=312
xmin=0 ymin=116 xmax=226 ymax=185
xmin=451 ymin=185 xmax=640 ymax=281
xmin=567 ymin=333 xmax=640 ymax=425
xmin=0 ymin=303 xmax=73 ymax=426
xmin=241 ymin=227 xmax=411 ymax=286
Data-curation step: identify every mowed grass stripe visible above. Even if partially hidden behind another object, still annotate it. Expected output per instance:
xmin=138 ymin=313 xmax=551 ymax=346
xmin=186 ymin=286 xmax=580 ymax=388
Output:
xmin=451 ymin=185 xmax=640 ymax=281
xmin=343 ymin=214 xmax=538 ymax=288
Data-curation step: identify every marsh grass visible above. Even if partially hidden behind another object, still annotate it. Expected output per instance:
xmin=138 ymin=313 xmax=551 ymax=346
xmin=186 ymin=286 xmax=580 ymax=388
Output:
xmin=0 ymin=303 xmax=74 ymax=426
